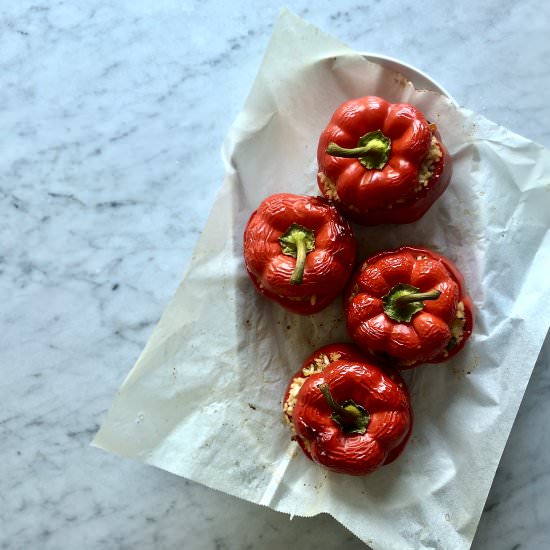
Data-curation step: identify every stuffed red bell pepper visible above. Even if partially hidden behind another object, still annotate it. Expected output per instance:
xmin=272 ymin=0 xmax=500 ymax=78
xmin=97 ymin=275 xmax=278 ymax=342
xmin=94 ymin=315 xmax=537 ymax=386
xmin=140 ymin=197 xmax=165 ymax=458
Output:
xmin=283 ymin=343 xmax=412 ymax=476
xmin=243 ymin=194 xmax=356 ymax=314
xmin=345 ymin=246 xmax=473 ymax=369
xmin=317 ymin=96 xmax=452 ymax=225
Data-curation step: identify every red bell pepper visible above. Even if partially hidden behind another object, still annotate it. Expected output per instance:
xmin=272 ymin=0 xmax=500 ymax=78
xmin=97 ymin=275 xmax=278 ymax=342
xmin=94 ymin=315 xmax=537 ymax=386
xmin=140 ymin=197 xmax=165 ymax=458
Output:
xmin=345 ymin=246 xmax=474 ymax=369
xmin=243 ymin=193 xmax=356 ymax=314
xmin=317 ymin=96 xmax=452 ymax=225
xmin=283 ymin=343 xmax=412 ymax=476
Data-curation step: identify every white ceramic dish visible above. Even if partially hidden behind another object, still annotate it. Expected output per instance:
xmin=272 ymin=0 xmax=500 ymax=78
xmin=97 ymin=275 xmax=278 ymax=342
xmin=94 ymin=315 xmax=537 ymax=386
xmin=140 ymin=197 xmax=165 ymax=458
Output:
xmin=363 ymin=53 xmax=458 ymax=105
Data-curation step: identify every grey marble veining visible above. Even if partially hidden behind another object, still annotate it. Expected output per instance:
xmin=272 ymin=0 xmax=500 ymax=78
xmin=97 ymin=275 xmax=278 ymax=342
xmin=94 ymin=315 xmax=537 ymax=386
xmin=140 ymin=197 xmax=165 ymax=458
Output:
xmin=1 ymin=1 xmax=549 ymax=549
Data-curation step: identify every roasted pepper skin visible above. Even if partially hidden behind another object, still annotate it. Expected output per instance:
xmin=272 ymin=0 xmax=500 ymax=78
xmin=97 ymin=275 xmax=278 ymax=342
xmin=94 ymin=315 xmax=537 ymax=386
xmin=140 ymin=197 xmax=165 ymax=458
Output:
xmin=284 ymin=343 xmax=412 ymax=476
xmin=243 ymin=194 xmax=356 ymax=314
xmin=345 ymin=246 xmax=474 ymax=369
xmin=317 ymin=96 xmax=452 ymax=225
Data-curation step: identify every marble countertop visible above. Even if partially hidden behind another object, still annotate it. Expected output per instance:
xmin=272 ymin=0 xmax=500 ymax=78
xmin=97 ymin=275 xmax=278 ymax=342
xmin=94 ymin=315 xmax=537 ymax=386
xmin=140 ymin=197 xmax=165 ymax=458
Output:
xmin=2 ymin=1 xmax=549 ymax=549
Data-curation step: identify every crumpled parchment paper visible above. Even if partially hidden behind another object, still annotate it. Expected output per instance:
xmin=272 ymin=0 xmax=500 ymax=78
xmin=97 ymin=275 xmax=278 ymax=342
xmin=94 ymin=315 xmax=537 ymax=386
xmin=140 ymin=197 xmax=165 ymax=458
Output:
xmin=93 ymin=9 xmax=550 ymax=550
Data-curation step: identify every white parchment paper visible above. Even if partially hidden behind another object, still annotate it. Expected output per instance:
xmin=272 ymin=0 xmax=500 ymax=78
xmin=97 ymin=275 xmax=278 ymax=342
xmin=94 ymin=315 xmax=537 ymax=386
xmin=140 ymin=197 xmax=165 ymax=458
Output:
xmin=93 ymin=10 xmax=550 ymax=550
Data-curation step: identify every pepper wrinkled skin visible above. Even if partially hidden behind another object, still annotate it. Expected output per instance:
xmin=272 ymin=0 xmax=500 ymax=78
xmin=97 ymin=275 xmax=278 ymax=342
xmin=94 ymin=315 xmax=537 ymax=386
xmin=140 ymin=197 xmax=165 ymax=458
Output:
xmin=317 ymin=96 xmax=452 ymax=225
xmin=283 ymin=343 xmax=412 ymax=476
xmin=243 ymin=194 xmax=356 ymax=314
xmin=345 ymin=246 xmax=474 ymax=369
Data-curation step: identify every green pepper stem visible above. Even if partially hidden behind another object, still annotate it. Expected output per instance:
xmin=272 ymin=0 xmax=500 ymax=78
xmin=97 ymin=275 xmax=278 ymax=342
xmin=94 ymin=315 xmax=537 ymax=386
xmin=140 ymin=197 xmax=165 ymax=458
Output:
xmin=326 ymin=139 xmax=388 ymax=159
xmin=318 ymin=383 xmax=370 ymax=435
xmin=279 ymin=224 xmax=315 ymax=286
xmin=383 ymin=283 xmax=440 ymax=323
xmin=290 ymin=234 xmax=307 ymax=285
xmin=395 ymin=290 xmax=441 ymax=304
xmin=318 ymin=383 xmax=361 ymax=423
xmin=326 ymin=130 xmax=392 ymax=170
